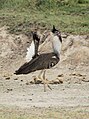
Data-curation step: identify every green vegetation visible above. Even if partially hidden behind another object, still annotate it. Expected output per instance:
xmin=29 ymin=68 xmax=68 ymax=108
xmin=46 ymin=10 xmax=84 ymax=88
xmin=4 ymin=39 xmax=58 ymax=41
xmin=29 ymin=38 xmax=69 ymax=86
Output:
xmin=0 ymin=0 xmax=89 ymax=34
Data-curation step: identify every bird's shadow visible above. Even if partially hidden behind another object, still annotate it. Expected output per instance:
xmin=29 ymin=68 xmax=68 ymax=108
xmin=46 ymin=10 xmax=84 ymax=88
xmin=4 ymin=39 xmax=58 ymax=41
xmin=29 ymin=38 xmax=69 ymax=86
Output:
xmin=15 ymin=52 xmax=59 ymax=75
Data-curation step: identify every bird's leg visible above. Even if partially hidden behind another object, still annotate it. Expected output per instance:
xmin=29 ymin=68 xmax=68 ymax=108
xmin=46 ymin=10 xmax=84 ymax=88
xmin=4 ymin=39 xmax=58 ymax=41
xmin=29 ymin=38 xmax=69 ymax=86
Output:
xmin=33 ymin=70 xmax=52 ymax=91
xmin=38 ymin=70 xmax=44 ymax=79
xmin=36 ymin=69 xmax=47 ymax=92
xmin=33 ymin=70 xmax=44 ymax=84
xmin=42 ymin=70 xmax=52 ymax=92
xmin=42 ymin=70 xmax=46 ymax=92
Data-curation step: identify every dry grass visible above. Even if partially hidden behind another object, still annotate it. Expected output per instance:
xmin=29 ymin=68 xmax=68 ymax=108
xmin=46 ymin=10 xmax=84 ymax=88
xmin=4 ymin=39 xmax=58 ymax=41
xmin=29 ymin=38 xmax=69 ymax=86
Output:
xmin=0 ymin=0 xmax=89 ymax=34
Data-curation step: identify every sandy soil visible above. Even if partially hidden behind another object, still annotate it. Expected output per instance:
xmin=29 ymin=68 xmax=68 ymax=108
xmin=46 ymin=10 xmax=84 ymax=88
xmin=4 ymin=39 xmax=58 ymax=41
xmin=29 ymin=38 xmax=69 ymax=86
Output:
xmin=0 ymin=27 xmax=89 ymax=118
xmin=0 ymin=77 xmax=89 ymax=108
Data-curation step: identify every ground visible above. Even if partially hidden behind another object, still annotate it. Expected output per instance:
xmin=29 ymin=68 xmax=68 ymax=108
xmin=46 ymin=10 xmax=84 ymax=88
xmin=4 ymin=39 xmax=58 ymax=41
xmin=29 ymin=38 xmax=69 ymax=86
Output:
xmin=0 ymin=27 xmax=89 ymax=118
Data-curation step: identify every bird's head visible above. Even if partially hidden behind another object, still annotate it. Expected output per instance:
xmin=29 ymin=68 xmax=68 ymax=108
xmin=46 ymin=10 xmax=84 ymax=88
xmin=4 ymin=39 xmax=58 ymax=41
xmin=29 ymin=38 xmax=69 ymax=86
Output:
xmin=51 ymin=25 xmax=62 ymax=43
xmin=52 ymin=25 xmax=60 ymax=35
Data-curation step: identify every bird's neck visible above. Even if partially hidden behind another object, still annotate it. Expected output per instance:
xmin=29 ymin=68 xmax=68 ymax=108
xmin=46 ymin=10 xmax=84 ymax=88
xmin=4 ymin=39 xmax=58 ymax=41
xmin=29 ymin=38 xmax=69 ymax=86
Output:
xmin=51 ymin=33 xmax=62 ymax=59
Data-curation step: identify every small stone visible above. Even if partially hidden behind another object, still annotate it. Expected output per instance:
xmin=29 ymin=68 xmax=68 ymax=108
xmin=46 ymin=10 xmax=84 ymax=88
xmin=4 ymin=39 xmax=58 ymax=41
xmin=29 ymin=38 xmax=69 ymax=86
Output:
xmin=29 ymin=99 xmax=32 ymax=101
xmin=7 ymin=88 xmax=13 ymax=91
xmin=14 ymin=78 xmax=18 ymax=80
xmin=58 ymin=74 xmax=64 ymax=77
xmin=5 ymin=77 xmax=10 ymax=80
xmin=26 ymin=82 xmax=29 ymax=85
xmin=50 ymin=78 xmax=63 ymax=84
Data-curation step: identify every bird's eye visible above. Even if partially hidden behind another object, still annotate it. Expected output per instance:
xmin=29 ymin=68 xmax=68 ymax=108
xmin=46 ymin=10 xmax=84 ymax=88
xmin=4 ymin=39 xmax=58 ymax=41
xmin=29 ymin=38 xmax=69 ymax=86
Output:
xmin=50 ymin=62 xmax=54 ymax=67
xmin=48 ymin=62 xmax=55 ymax=68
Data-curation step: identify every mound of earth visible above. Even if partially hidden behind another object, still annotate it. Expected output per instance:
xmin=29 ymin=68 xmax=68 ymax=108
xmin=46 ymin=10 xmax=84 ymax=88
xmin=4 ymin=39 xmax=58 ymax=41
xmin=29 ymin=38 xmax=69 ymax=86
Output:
xmin=0 ymin=26 xmax=89 ymax=110
xmin=0 ymin=26 xmax=31 ymax=74
xmin=0 ymin=26 xmax=89 ymax=83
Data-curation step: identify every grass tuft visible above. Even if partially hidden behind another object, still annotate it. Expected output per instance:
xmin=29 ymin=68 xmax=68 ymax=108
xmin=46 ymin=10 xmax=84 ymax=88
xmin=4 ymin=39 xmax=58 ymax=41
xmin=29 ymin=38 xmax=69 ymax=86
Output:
xmin=0 ymin=0 xmax=89 ymax=34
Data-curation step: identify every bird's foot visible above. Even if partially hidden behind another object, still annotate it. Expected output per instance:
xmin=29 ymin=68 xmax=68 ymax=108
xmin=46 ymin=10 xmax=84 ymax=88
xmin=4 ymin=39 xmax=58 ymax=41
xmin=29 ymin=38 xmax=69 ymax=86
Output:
xmin=33 ymin=70 xmax=52 ymax=92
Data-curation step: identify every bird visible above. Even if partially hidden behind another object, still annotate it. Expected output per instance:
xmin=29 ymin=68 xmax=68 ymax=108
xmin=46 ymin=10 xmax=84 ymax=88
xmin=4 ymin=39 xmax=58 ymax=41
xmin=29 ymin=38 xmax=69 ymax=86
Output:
xmin=14 ymin=25 xmax=62 ymax=91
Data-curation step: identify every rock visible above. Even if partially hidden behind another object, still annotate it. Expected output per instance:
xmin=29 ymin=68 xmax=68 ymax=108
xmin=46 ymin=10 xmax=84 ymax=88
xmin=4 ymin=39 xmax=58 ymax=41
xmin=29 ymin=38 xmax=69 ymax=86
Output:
xmin=7 ymin=88 xmax=13 ymax=91
xmin=50 ymin=79 xmax=63 ymax=84
xmin=5 ymin=77 xmax=10 ymax=80
xmin=58 ymin=74 xmax=64 ymax=77
xmin=14 ymin=78 xmax=18 ymax=80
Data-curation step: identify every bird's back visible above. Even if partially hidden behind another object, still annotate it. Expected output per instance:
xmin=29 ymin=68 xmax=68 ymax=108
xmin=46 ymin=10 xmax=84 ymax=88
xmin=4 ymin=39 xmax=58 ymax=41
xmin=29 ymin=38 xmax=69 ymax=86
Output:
xmin=15 ymin=53 xmax=59 ymax=75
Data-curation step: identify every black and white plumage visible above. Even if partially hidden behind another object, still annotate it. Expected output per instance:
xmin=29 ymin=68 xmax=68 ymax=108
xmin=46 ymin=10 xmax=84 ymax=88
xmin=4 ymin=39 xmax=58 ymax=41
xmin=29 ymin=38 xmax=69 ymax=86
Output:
xmin=14 ymin=26 xmax=62 ymax=76
xmin=14 ymin=26 xmax=62 ymax=91
xmin=25 ymin=32 xmax=40 ymax=62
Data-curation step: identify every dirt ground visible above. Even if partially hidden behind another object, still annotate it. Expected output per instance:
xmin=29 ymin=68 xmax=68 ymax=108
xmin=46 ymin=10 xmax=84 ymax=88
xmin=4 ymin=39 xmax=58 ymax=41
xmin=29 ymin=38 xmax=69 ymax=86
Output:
xmin=0 ymin=27 xmax=89 ymax=118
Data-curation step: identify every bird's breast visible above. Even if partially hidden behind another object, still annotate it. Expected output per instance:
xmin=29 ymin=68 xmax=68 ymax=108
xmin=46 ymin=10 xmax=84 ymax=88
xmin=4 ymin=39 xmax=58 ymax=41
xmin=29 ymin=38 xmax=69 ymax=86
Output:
xmin=52 ymin=36 xmax=62 ymax=57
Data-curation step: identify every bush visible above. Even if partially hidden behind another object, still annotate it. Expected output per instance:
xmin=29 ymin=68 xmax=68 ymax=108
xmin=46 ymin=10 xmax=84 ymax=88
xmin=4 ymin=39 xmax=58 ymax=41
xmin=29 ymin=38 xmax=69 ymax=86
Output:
xmin=62 ymin=0 xmax=89 ymax=5
xmin=0 ymin=0 xmax=89 ymax=10
xmin=0 ymin=0 xmax=31 ymax=10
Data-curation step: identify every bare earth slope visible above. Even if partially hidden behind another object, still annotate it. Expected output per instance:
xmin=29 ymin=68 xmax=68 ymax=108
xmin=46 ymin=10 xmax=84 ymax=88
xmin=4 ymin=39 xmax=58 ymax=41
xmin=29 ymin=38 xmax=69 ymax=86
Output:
xmin=0 ymin=27 xmax=89 ymax=118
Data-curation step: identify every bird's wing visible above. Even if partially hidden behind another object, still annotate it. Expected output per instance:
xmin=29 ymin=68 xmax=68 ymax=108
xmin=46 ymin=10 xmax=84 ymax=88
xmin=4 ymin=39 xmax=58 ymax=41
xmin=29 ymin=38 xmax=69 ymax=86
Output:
xmin=15 ymin=53 xmax=59 ymax=75
xmin=25 ymin=40 xmax=35 ymax=62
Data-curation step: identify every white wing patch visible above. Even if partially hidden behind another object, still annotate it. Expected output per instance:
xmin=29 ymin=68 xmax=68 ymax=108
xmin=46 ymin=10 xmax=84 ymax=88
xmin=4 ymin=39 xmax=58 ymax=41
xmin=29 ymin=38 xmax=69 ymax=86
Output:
xmin=25 ymin=40 xmax=35 ymax=62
